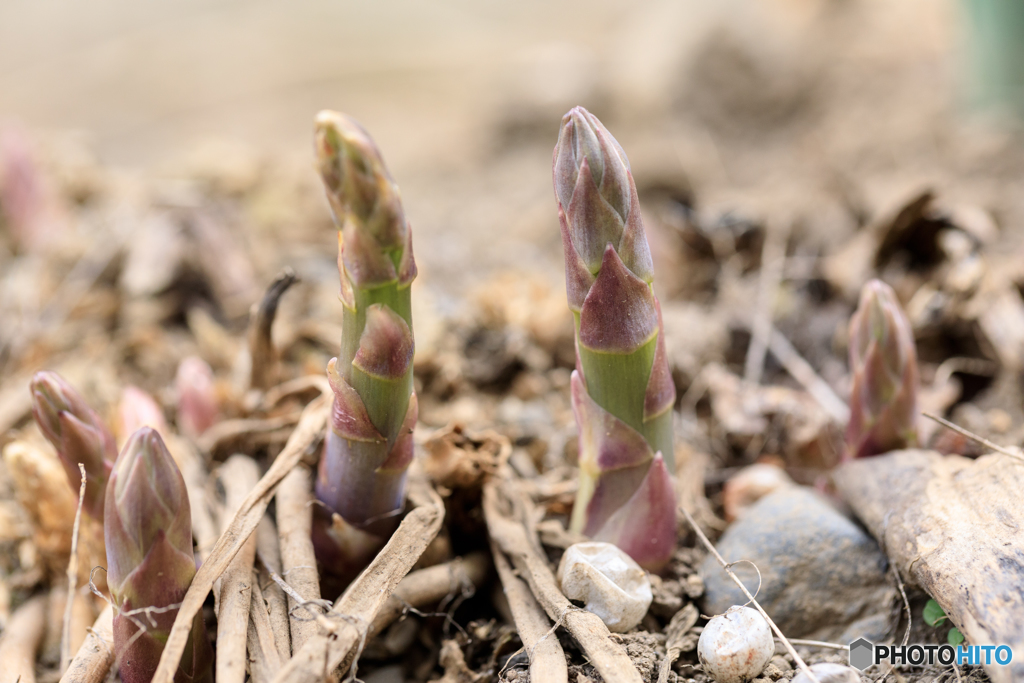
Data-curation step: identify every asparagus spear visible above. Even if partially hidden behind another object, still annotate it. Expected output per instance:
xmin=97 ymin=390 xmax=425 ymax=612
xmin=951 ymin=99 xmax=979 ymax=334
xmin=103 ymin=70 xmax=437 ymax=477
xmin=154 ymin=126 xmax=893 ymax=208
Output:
xmin=30 ymin=371 xmax=116 ymax=520
xmin=312 ymin=111 xmax=418 ymax=573
xmin=553 ymin=106 xmax=677 ymax=570
xmin=845 ymin=279 xmax=919 ymax=459
xmin=105 ymin=427 xmax=212 ymax=683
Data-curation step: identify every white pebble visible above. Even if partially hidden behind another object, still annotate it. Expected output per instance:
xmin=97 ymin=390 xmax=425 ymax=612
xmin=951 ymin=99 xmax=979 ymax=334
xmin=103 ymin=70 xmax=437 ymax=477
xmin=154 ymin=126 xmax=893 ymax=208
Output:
xmin=791 ymin=663 xmax=860 ymax=683
xmin=557 ymin=542 xmax=652 ymax=633
xmin=697 ymin=606 xmax=774 ymax=683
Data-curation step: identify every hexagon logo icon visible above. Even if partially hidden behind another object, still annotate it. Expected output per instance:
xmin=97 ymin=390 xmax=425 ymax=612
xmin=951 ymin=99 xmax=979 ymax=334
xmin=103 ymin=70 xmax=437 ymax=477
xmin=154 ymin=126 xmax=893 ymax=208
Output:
xmin=849 ymin=638 xmax=874 ymax=670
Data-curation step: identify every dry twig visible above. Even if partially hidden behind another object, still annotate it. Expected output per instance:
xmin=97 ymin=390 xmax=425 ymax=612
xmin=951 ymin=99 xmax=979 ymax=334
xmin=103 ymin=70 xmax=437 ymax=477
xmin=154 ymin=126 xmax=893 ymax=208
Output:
xmin=368 ymin=552 xmax=490 ymax=639
xmin=214 ymin=455 xmax=262 ymax=683
xmin=491 ymin=542 xmax=568 ymax=683
xmin=255 ymin=517 xmax=291 ymax=662
xmin=61 ymin=464 xmax=87 ymax=672
xmin=922 ymin=411 xmax=1024 ymax=463
xmin=745 ymin=224 xmax=789 ymax=385
xmin=247 ymin=569 xmax=284 ymax=683
xmin=270 ymin=478 xmax=445 ymax=683
xmin=249 ymin=269 xmax=299 ymax=391
xmin=483 ymin=478 xmax=643 ymax=683
xmin=769 ymin=326 xmax=850 ymax=424
xmin=58 ymin=604 xmax=114 ymax=683
xmin=0 ymin=594 xmax=48 ymax=683
xmin=275 ymin=464 xmax=322 ymax=653
xmin=150 ymin=391 xmax=329 ymax=683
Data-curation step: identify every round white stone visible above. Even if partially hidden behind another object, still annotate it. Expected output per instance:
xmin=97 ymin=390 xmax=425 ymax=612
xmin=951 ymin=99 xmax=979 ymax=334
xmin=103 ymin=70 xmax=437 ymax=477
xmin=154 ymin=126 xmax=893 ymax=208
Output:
xmin=556 ymin=542 xmax=652 ymax=633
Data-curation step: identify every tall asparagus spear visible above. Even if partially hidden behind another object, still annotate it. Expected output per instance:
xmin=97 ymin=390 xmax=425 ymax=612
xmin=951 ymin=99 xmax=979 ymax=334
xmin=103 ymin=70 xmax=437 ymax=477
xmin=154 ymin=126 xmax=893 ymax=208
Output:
xmin=312 ymin=111 xmax=418 ymax=573
xmin=845 ymin=279 xmax=919 ymax=459
xmin=105 ymin=427 xmax=212 ymax=683
xmin=30 ymin=371 xmax=117 ymax=520
xmin=553 ymin=106 xmax=677 ymax=570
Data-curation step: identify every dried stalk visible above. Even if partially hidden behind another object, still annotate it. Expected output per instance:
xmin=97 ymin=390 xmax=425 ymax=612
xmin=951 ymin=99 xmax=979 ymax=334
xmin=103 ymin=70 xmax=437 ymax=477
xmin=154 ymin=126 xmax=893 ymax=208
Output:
xmin=249 ymin=269 xmax=299 ymax=391
xmin=61 ymin=464 xmax=87 ymax=672
xmin=247 ymin=569 xmax=283 ymax=683
xmin=491 ymin=542 xmax=568 ymax=683
xmin=215 ymin=455 xmax=262 ymax=683
xmin=768 ymin=326 xmax=850 ymax=424
xmin=270 ymin=479 xmax=445 ymax=683
xmin=368 ymin=551 xmax=490 ymax=638
xmin=482 ymin=479 xmax=642 ymax=683
xmin=59 ymin=604 xmax=114 ymax=683
xmin=745 ymin=222 xmax=789 ymax=385
xmin=150 ymin=392 xmax=330 ymax=683
xmin=255 ymin=517 xmax=291 ymax=661
xmin=275 ymin=464 xmax=321 ymax=653
xmin=0 ymin=594 xmax=48 ymax=683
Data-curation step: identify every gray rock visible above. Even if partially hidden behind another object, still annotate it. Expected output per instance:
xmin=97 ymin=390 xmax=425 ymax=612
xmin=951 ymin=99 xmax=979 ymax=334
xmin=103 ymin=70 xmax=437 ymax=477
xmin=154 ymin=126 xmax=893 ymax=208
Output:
xmin=700 ymin=487 xmax=894 ymax=643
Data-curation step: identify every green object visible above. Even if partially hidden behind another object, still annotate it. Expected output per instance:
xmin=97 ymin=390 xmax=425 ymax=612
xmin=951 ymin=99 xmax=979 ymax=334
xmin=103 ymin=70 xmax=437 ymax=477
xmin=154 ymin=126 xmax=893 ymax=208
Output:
xmin=30 ymin=371 xmax=117 ymax=520
xmin=844 ymin=279 xmax=919 ymax=460
xmin=105 ymin=428 xmax=212 ymax=683
xmin=553 ymin=106 xmax=677 ymax=570
xmin=962 ymin=0 xmax=1024 ymax=114
xmin=923 ymin=598 xmax=948 ymax=627
xmin=948 ymin=627 xmax=965 ymax=647
xmin=313 ymin=111 xmax=418 ymax=575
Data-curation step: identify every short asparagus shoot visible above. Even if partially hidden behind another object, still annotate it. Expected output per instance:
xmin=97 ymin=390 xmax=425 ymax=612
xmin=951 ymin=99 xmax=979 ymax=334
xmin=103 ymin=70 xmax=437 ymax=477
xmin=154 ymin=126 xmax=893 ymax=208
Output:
xmin=553 ymin=106 xmax=677 ymax=570
xmin=312 ymin=111 xmax=418 ymax=577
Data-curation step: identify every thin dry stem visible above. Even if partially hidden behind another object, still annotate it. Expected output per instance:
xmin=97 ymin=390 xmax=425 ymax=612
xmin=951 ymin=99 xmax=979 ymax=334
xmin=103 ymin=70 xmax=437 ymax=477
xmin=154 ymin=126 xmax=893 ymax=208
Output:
xmin=922 ymin=411 xmax=1024 ymax=463
xmin=368 ymin=551 xmax=490 ymax=639
xmin=270 ymin=479 xmax=445 ymax=683
xmin=151 ymin=391 xmax=329 ymax=683
xmin=255 ymin=517 xmax=291 ymax=662
xmin=275 ymin=464 xmax=321 ymax=653
xmin=0 ymin=594 xmax=48 ymax=683
xmin=483 ymin=478 xmax=643 ymax=683
xmin=249 ymin=268 xmax=299 ymax=391
xmin=247 ymin=569 xmax=284 ymax=683
xmin=769 ymin=326 xmax=850 ymax=424
xmin=61 ymin=464 xmax=87 ymax=672
xmin=679 ymin=504 xmax=821 ymax=683
xmin=215 ymin=455 xmax=262 ymax=683
xmin=745 ymin=223 xmax=789 ymax=385
xmin=490 ymin=542 xmax=567 ymax=683
xmin=59 ymin=604 xmax=114 ymax=683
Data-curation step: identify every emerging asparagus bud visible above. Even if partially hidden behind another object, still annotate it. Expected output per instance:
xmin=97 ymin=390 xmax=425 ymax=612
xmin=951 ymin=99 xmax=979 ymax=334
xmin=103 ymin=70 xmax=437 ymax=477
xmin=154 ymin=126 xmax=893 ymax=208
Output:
xmin=175 ymin=356 xmax=219 ymax=439
xmin=116 ymin=385 xmax=169 ymax=445
xmin=30 ymin=371 xmax=117 ymax=520
xmin=312 ymin=111 xmax=418 ymax=576
xmin=554 ymin=107 xmax=677 ymax=570
xmin=105 ymin=427 xmax=212 ymax=683
xmin=845 ymin=279 xmax=919 ymax=459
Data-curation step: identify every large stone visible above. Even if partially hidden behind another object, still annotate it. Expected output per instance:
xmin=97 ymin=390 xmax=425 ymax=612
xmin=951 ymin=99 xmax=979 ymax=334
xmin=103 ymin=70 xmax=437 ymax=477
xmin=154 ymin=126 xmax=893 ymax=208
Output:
xmin=700 ymin=487 xmax=894 ymax=643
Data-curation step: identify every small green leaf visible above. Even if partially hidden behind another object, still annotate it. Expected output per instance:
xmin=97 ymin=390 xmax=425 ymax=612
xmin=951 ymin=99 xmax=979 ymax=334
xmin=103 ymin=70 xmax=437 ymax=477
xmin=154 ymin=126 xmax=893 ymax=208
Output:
xmin=948 ymin=627 xmax=964 ymax=647
xmin=923 ymin=599 xmax=948 ymax=627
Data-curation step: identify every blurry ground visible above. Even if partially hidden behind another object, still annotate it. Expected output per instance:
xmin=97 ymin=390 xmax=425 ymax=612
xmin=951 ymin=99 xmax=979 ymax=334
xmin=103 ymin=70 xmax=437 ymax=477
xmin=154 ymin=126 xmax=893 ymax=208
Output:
xmin=4 ymin=0 xmax=1024 ymax=299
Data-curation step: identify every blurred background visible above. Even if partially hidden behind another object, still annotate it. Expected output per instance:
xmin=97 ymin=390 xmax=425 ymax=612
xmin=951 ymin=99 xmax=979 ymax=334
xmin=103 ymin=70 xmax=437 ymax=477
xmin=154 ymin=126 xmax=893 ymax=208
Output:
xmin=2 ymin=0 xmax=1024 ymax=425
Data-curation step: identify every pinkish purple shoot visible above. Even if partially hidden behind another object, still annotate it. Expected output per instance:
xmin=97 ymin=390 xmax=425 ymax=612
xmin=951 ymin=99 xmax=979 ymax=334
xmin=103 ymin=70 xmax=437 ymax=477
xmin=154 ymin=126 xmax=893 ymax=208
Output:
xmin=30 ymin=371 xmax=116 ymax=520
xmin=105 ymin=427 xmax=212 ymax=683
xmin=175 ymin=356 xmax=219 ymax=439
xmin=312 ymin=111 xmax=418 ymax=578
xmin=553 ymin=106 xmax=677 ymax=570
xmin=845 ymin=279 xmax=919 ymax=459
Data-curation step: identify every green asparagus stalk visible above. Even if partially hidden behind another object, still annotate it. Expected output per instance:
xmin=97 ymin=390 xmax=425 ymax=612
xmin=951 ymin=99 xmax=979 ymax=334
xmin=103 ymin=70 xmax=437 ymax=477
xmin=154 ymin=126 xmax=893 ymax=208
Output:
xmin=845 ymin=279 xmax=919 ymax=459
xmin=30 ymin=371 xmax=117 ymax=520
xmin=312 ymin=111 xmax=417 ymax=573
xmin=553 ymin=106 xmax=677 ymax=570
xmin=105 ymin=427 xmax=212 ymax=683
